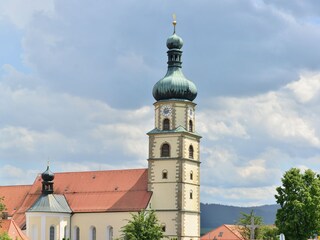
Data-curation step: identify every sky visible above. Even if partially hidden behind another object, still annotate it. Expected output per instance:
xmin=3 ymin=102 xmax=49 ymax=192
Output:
xmin=0 ymin=0 xmax=320 ymax=206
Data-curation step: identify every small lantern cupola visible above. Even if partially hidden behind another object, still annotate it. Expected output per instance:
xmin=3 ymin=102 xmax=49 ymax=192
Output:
xmin=152 ymin=18 xmax=197 ymax=102
xmin=41 ymin=164 xmax=55 ymax=195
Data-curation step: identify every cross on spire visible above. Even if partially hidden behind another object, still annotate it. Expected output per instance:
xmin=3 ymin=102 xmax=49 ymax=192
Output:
xmin=246 ymin=215 xmax=259 ymax=240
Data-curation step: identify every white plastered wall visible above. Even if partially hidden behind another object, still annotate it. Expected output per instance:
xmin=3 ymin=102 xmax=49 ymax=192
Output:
xmin=26 ymin=212 xmax=70 ymax=240
xmin=71 ymin=212 xmax=133 ymax=240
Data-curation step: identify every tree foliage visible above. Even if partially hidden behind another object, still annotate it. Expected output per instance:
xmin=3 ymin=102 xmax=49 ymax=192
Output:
xmin=0 ymin=232 xmax=12 ymax=240
xmin=121 ymin=210 xmax=164 ymax=240
xmin=0 ymin=197 xmax=5 ymax=213
xmin=0 ymin=196 xmax=6 ymax=228
xmin=275 ymin=168 xmax=320 ymax=240
xmin=237 ymin=210 xmax=263 ymax=240
xmin=0 ymin=197 xmax=10 ymax=240
xmin=256 ymin=225 xmax=278 ymax=240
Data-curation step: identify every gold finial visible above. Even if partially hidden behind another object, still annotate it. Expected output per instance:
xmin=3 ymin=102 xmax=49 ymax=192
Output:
xmin=172 ymin=14 xmax=177 ymax=33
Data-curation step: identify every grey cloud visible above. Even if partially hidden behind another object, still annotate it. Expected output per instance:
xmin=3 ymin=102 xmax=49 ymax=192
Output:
xmin=262 ymin=0 xmax=320 ymax=18
xmin=18 ymin=0 xmax=320 ymax=109
xmin=2 ymin=0 xmax=320 ymax=205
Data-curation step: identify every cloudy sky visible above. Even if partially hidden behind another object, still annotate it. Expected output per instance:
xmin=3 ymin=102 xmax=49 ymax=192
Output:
xmin=1 ymin=0 xmax=320 ymax=206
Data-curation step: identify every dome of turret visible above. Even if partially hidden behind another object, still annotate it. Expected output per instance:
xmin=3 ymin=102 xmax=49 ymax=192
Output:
xmin=41 ymin=166 xmax=54 ymax=182
xmin=166 ymin=33 xmax=183 ymax=49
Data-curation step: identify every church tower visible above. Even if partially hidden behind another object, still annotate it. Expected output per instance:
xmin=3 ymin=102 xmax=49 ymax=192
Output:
xmin=148 ymin=20 xmax=201 ymax=240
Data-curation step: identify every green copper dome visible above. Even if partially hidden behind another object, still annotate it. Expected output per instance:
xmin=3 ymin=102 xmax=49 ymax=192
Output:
xmin=153 ymin=28 xmax=197 ymax=101
xmin=166 ymin=33 xmax=183 ymax=49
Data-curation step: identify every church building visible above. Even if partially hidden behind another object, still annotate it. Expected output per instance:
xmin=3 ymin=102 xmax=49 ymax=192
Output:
xmin=0 ymin=21 xmax=201 ymax=240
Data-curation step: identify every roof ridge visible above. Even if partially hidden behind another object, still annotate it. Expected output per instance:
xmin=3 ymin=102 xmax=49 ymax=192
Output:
xmin=224 ymin=224 xmax=245 ymax=240
xmin=63 ymin=189 xmax=149 ymax=194
xmin=52 ymin=168 xmax=148 ymax=175
xmin=0 ymin=184 xmax=32 ymax=187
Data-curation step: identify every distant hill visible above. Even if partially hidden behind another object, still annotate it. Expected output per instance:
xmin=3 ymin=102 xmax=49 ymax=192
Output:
xmin=200 ymin=203 xmax=280 ymax=230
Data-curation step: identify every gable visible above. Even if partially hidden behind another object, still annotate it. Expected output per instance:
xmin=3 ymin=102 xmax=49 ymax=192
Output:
xmin=0 ymin=219 xmax=29 ymax=240
xmin=201 ymin=224 xmax=245 ymax=240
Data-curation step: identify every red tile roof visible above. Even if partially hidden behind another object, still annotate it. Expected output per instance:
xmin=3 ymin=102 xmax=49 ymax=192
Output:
xmin=0 ymin=185 xmax=31 ymax=216
xmin=201 ymin=225 xmax=245 ymax=240
xmin=1 ymin=168 xmax=151 ymax=228
xmin=0 ymin=219 xmax=29 ymax=240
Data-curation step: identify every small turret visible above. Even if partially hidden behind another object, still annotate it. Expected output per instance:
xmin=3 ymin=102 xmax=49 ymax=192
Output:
xmin=41 ymin=164 xmax=54 ymax=194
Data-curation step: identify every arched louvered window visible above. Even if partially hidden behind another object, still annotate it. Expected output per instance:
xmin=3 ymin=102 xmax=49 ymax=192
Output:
xmin=161 ymin=143 xmax=170 ymax=157
xmin=162 ymin=224 xmax=166 ymax=232
xmin=189 ymin=120 xmax=193 ymax=132
xmin=190 ymin=170 xmax=193 ymax=180
xmin=49 ymin=226 xmax=55 ymax=240
xmin=189 ymin=145 xmax=194 ymax=159
xmin=163 ymin=118 xmax=170 ymax=130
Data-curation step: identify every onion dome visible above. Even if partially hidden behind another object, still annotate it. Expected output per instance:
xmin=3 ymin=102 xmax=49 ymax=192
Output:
xmin=166 ymin=33 xmax=183 ymax=49
xmin=42 ymin=165 xmax=54 ymax=182
xmin=153 ymin=19 xmax=197 ymax=102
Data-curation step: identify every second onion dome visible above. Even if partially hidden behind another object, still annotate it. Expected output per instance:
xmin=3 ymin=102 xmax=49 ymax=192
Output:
xmin=41 ymin=165 xmax=55 ymax=182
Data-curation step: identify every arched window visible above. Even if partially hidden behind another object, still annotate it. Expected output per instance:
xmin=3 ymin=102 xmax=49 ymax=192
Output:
xmin=161 ymin=143 xmax=170 ymax=157
xmin=189 ymin=120 xmax=193 ymax=132
xmin=163 ymin=118 xmax=170 ymax=130
xmin=190 ymin=190 xmax=193 ymax=199
xmin=74 ymin=226 xmax=80 ymax=240
xmin=189 ymin=145 xmax=194 ymax=159
xmin=49 ymin=226 xmax=55 ymax=240
xmin=90 ymin=226 xmax=96 ymax=240
xmin=162 ymin=224 xmax=166 ymax=232
xmin=190 ymin=170 xmax=193 ymax=180
xmin=64 ymin=225 xmax=68 ymax=239
xmin=162 ymin=170 xmax=168 ymax=179
xmin=107 ymin=226 xmax=113 ymax=240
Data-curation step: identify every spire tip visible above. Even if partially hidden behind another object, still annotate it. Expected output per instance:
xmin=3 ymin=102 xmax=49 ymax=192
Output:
xmin=172 ymin=14 xmax=177 ymax=33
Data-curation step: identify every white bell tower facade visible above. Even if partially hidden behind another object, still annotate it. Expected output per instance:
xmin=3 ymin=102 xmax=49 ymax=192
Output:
xmin=148 ymin=20 xmax=201 ymax=240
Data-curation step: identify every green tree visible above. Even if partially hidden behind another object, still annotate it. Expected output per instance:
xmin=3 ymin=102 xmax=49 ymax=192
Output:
xmin=121 ymin=210 xmax=165 ymax=240
xmin=256 ymin=225 xmax=278 ymax=240
xmin=0 ymin=197 xmax=5 ymax=213
xmin=0 ymin=232 xmax=12 ymax=240
xmin=0 ymin=198 xmax=10 ymax=240
xmin=237 ymin=210 xmax=263 ymax=240
xmin=0 ymin=196 xmax=6 ymax=228
xmin=275 ymin=168 xmax=320 ymax=240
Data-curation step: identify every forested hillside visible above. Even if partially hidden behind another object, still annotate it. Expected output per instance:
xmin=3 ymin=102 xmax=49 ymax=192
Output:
xmin=201 ymin=203 xmax=279 ymax=229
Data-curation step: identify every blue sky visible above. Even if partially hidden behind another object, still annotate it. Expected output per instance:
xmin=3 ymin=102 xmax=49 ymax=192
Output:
xmin=1 ymin=0 xmax=320 ymax=206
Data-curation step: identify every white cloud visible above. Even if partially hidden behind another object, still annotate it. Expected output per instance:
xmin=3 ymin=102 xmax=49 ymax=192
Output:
xmin=0 ymin=165 xmax=39 ymax=185
xmin=201 ymin=185 xmax=277 ymax=206
xmin=199 ymin=72 xmax=320 ymax=204
xmin=202 ymin=146 xmax=281 ymax=189
xmin=202 ymin=73 xmax=320 ymax=148
xmin=286 ymin=72 xmax=320 ymax=103
xmin=0 ymin=69 xmax=153 ymax=175
xmin=0 ymin=0 xmax=55 ymax=28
